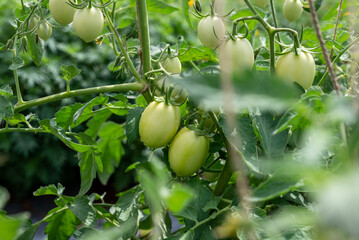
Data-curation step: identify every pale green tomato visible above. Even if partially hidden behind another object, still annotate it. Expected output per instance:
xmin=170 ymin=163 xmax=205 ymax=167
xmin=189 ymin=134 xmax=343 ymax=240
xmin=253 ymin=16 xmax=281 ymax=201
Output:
xmin=169 ymin=127 xmax=210 ymax=176
xmin=49 ymin=0 xmax=76 ymax=25
xmin=37 ymin=21 xmax=52 ymax=41
xmin=219 ymin=38 xmax=254 ymax=73
xmin=283 ymin=0 xmax=303 ymax=22
xmin=197 ymin=16 xmax=225 ymax=49
xmin=27 ymin=15 xmax=39 ymax=30
xmin=73 ymin=7 xmax=104 ymax=42
xmin=162 ymin=57 xmax=182 ymax=74
xmin=275 ymin=51 xmax=316 ymax=89
xmin=139 ymin=101 xmax=181 ymax=148
xmin=255 ymin=0 xmax=270 ymax=8
xmin=171 ymin=85 xmax=188 ymax=105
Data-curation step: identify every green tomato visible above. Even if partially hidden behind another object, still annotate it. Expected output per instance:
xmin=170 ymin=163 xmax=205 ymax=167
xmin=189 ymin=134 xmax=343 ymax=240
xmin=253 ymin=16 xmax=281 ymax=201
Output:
xmin=169 ymin=127 xmax=210 ymax=176
xmin=139 ymin=101 xmax=181 ymax=148
xmin=197 ymin=16 xmax=225 ymax=49
xmin=73 ymin=6 xmax=104 ymax=42
xmin=219 ymin=37 xmax=254 ymax=73
xmin=36 ymin=21 xmax=52 ymax=41
xmin=283 ymin=0 xmax=303 ymax=22
xmin=275 ymin=51 xmax=316 ymax=89
xmin=49 ymin=0 xmax=76 ymax=25
xmin=170 ymin=85 xmax=188 ymax=105
xmin=162 ymin=57 xmax=182 ymax=74
xmin=27 ymin=15 xmax=40 ymax=30
xmin=255 ymin=0 xmax=270 ymax=8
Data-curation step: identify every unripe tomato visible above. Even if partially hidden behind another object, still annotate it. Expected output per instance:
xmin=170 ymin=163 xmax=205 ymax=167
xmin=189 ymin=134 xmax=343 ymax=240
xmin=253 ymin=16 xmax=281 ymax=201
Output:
xmin=169 ymin=127 xmax=210 ymax=176
xmin=275 ymin=51 xmax=316 ymax=89
xmin=139 ymin=101 xmax=181 ymax=148
xmin=283 ymin=0 xmax=303 ymax=22
xmin=219 ymin=38 xmax=254 ymax=73
xmin=162 ymin=57 xmax=182 ymax=74
xmin=255 ymin=0 xmax=270 ymax=8
xmin=37 ymin=21 xmax=52 ymax=41
xmin=27 ymin=15 xmax=40 ymax=30
xmin=73 ymin=6 xmax=104 ymax=42
xmin=49 ymin=0 xmax=76 ymax=25
xmin=171 ymin=85 xmax=188 ymax=105
xmin=197 ymin=16 xmax=225 ymax=49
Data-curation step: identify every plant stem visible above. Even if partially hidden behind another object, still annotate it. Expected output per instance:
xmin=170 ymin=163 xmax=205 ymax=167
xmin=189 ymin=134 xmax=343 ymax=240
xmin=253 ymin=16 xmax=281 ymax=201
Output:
xmin=136 ymin=0 xmax=152 ymax=74
xmin=308 ymin=0 xmax=340 ymax=94
xmin=190 ymin=205 xmax=231 ymax=231
xmin=0 ymin=128 xmax=48 ymax=134
xmin=102 ymin=8 xmax=143 ymax=84
xmin=14 ymin=82 xmax=144 ymax=112
xmin=330 ymin=0 xmax=344 ymax=59
xmin=270 ymin=0 xmax=283 ymax=52
xmin=12 ymin=36 xmax=24 ymax=104
xmin=33 ymin=206 xmax=68 ymax=227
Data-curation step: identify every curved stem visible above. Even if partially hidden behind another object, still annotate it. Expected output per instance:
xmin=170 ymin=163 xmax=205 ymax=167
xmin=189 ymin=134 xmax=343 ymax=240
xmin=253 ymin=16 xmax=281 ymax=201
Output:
xmin=136 ymin=0 xmax=152 ymax=74
xmin=273 ymin=28 xmax=300 ymax=49
xmin=308 ymin=0 xmax=340 ymax=94
xmin=33 ymin=206 xmax=68 ymax=227
xmin=269 ymin=0 xmax=283 ymax=52
xmin=12 ymin=36 xmax=24 ymax=104
xmin=102 ymin=8 xmax=143 ymax=84
xmin=190 ymin=205 xmax=231 ymax=231
xmin=14 ymin=82 xmax=144 ymax=112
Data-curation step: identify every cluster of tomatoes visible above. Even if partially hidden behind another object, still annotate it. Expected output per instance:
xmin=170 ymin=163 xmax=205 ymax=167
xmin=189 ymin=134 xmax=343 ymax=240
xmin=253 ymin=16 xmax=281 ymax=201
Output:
xmin=197 ymin=0 xmax=315 ymax=90
xmin=29 ymin=0 xmax=104 ymax=42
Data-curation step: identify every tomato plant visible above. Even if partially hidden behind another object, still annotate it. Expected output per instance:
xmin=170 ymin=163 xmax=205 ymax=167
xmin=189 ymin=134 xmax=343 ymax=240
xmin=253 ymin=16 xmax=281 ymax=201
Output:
xmin=49 ymin=0 xmax=76 ymax=25
xmin=168 ymin=127 xmax=210 ymax=176
xmin=139 ymin=101 xmax=181 ymax=148
xmin=197 ymin=15 xmax=225 ymax=49
xmin=36 ymin=21 xmax=52 ymax=41
xmin=283 ymin=0 xmax=304 ymax=22
xmin=276 ymin=50 xmax=316 ymax=89
xmin=73 ymin=6 xmax=104 ymax=42
xmin=0 ymin=0 xmax=358 ymax=239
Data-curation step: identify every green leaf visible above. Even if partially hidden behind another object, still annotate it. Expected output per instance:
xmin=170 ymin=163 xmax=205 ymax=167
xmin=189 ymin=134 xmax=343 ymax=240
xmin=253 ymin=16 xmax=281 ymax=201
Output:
xmin=15 ymin=225 xmax=39 ymax=240
xmin=44 ymin=209 xmax=79 ymax=240
xmin=164 ymin=183 xmax=194 ymax=213
xmin=178 ymin=47 xmax=217 ymax=62
xmin=9 ymin=56 xmax=24 ymax=70
xmin=0 ymin=85 xmax=13 ymax=96
xmin=55 ymin=103 xmax=84 ymax=129
xmin=60 ymin=65 xmax=82 ymax=82
xmin=250 ymin=174 xmax=303 ymax=202
xmin=69 ymin=197 xmax=96 ymax=227
xmin=303 ymin=0 xmax=324 ymax=12
xmin=97 ymin=122 xmax=125 ymax=185
xmin=40 ymin=119 xmax=95 ymax=152
xmin=78 ymin=150 xmax=99 ymax=196
xmin=0 ymin=215 xmax=23 ymax=240
xmin=250 ymin=110 xmax=289 ymax=159
xmin=0 ymin=96 xmax=14 ymax=122
xmin=33 ymin=183 xmax=64 ymax=197
xmin=26 ymin=33 xmax=43 ymax=66
xmin=147 ymin=0 xmax=179 ymax=14
xmin=126 ymin=107 xmax=144 ymax=144
xmin=73 ymin=227 xmax=99 ymax=240
xmin=8 ymin=113 xmax=27 ymax=126
xmin=181 ymin=0 xmax=192 ymax=28
xmin=85 ymin=109 xmax=112 ymax=138
xmin=73 ymin=95 xmax=109 ymax=127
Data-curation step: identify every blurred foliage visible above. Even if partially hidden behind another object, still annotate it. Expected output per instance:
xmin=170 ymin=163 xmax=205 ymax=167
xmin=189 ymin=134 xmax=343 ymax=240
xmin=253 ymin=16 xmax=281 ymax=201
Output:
xmin=0 ymin=0 xmax=359 ymax=239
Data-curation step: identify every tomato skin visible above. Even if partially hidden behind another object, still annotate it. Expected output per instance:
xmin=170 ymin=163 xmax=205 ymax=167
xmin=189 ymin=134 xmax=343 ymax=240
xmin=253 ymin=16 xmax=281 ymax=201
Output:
xmin=275 ymin=51 xmax=316 ymax=89
xmin=219 ymin=38 xmax=254 ymax=73
xmin=162 ymin=57 xmax=182 ymax=74
xmin=197 ymin=16 xmax=225 ymax=49
xmin=73 ymin=7 xmax=104 ymax=42
xmin=255 ymin=0 xmax=270 ymax=8
xmin=49 ymin=0 xmax=76 ymax=25
xmin=37 ymin=21 xmax=52 ymax=41
xmin=139 ymin=101 xmax=181 ymax=148
xmin=169 ymin=127 xmax=210 ymax=177
xmin=283 ymin=0 xmax=303 ymax=22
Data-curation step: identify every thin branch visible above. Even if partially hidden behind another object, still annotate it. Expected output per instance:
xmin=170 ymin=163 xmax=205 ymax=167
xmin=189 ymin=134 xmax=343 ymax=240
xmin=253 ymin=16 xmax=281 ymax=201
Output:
xmin=308 ymin=0 xmax=340 ymax=93
xmin=330 ymin=0 xmax=344 ymax=58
